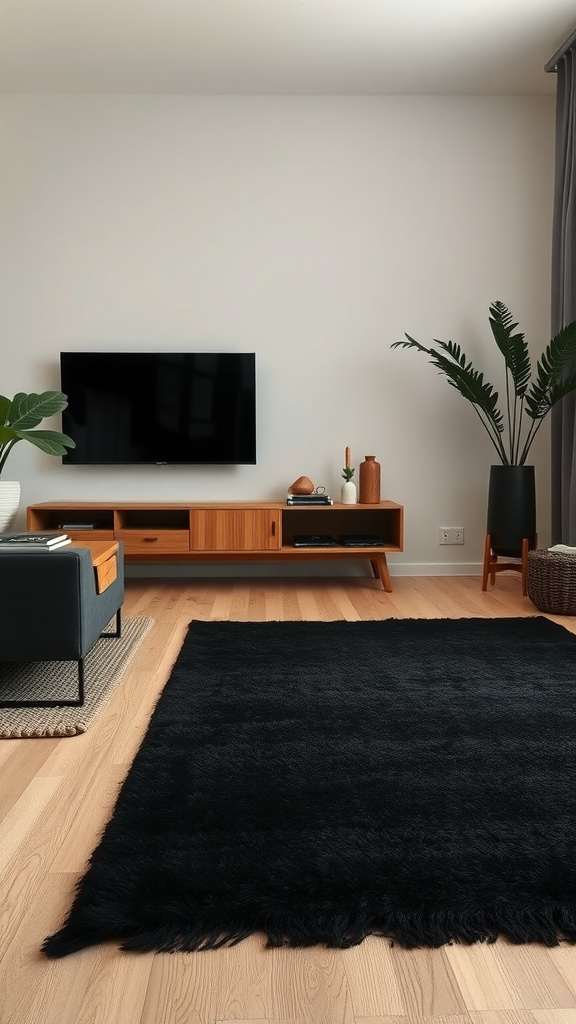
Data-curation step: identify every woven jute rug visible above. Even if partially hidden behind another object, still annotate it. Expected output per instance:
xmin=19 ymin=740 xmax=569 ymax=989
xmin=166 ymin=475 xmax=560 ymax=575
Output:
xmin=0 ymin=617 xmax=153 ymax=739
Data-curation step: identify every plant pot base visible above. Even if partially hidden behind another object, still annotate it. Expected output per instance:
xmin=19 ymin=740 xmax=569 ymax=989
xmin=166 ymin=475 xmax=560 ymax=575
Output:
xmin=0 ymin=480 xmax=21 ymax=533
xmin=486 ymin=465 xmax=536 ymax=557
xmin=481 ymin=534 xmax=535 ymax=595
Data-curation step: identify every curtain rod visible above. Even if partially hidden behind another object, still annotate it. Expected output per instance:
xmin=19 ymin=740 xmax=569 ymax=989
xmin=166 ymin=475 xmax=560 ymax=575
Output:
xmin=545 ymin=25 xmax=576 ymax=73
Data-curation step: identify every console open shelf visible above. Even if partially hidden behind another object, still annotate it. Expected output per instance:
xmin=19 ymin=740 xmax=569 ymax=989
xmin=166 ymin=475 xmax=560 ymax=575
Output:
xmin=27 ymin=500 xmax=404 ymax=590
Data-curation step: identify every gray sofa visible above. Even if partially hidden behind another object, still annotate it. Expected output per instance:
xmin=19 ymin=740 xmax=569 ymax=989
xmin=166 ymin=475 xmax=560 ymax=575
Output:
xmin=0 ymin=542 xmax=124 ymax=708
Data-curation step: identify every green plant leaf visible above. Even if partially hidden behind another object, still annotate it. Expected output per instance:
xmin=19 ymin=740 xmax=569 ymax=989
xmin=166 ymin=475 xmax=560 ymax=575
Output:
xmin=13 ymin=429 xmax=76 ymax=455
xmin=393 ymin=304 xmax=576 ymax=464
xmin=393 ymin=333 xmax=505 ymax=433
xmin=525 ymin=322 xmax=576 ymax=419
xmin=488 ymin=300 xmax=531 ymax=397
xmin=526 ymin=374 xmax=576 ymax=419
xmin=0 ymin=390 xmax=74 ymax=476
xmin=0 ymin=395 xmax=11 ymax=425
xmin=10 ymin=391 xmax=69 ymax=431
xmin=8 ymin=392 xmax=29 ymax=420
xmin=0 ymin=425 xmax=15 ymax=445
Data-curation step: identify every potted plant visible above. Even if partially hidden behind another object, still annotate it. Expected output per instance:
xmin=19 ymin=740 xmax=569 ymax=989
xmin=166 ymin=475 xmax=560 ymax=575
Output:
xmin=391 ymin=301 xmax=576 ymax=558
xmin=341 ymin=446 xmax=357 ymax=504
xmin=0 ymin=391 xmax=76 ymax=532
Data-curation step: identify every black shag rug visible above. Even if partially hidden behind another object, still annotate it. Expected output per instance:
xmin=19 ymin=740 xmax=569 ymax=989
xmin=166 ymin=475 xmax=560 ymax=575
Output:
xmin=43 ymin=616 xmax=576 ymax=957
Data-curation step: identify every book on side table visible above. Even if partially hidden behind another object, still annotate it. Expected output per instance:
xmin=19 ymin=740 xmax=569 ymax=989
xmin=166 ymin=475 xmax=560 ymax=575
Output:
xmin=0 ymin=532 xmax=71 ymax=552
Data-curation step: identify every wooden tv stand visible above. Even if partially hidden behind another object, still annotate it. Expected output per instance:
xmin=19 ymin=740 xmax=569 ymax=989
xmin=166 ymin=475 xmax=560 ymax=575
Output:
xmin=27 ymin=500 xmax=404 ymax=591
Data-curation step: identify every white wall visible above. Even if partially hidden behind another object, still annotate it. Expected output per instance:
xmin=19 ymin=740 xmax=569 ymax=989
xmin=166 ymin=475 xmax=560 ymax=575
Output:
xmin=0 ymin=95 xmax=555 ymax=575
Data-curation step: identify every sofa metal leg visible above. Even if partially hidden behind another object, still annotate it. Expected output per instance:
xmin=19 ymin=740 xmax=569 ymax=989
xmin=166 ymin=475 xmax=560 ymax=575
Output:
xmin=0 ymin=608 xmax=122 ymax=709
xmin=0 ymin=658 xmax=85 ymax=708
xmin=100 ymin=608 xmax=122 ymax=639
xmin=77 ymin=657 xmax=85 ymax=706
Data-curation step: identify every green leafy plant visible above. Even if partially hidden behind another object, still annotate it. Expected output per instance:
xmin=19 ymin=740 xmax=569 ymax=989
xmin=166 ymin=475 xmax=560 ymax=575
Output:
xmin=391 ymin=301 xmax=576 ymax=466
xmin=0 ymin=391 xmax=76 ymax=477
xmin=342 ymin=466 xmax=355 ymax=481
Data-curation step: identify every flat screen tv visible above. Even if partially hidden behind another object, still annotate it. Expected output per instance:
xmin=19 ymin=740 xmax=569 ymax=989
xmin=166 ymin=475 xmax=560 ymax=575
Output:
xmin=60 ymin=352 xmax=256 ymax=465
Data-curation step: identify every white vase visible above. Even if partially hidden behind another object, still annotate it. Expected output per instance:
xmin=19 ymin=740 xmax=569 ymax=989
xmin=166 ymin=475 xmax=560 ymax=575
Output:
xmin=0 ymin=481 xmax=21 ymax=532
xmin=341 ymin=480 xmax=357 ymax=505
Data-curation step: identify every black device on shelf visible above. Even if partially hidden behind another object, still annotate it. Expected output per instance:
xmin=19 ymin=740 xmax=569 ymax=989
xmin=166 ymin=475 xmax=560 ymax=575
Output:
xmin=339 ymin=534 xmax=384 ymax=547
xmin=293 ymin=535 xmax=338 ymax=547
xmin=60 ymin=352 xmax=256 ymax=466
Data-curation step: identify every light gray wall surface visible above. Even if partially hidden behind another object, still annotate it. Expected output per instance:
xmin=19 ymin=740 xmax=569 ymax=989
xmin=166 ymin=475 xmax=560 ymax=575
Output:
xmin=0 ymin=95 xmax=555 ymax=575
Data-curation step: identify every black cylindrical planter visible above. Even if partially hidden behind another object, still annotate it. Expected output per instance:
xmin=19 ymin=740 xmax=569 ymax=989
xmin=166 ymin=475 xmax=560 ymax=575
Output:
xmin=487 ymin=465 xmax=536 ymax=557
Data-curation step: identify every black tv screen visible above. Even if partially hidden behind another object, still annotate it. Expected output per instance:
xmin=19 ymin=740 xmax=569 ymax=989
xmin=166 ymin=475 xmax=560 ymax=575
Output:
xmin=60 ymin=352 xmax=256 ymax=465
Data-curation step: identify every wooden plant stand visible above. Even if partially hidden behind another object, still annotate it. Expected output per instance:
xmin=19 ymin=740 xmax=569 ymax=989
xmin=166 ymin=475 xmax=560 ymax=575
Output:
xmin=481 ymin=534 xmax=533 ymax=596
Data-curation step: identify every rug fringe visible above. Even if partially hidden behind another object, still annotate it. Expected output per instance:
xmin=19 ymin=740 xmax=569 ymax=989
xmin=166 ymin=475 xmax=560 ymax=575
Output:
xmin=42 ymin=904 xmax=576 ymax=958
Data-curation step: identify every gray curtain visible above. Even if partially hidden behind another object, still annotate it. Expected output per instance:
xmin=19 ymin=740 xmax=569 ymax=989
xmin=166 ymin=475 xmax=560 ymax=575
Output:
xmin=552 ymin=49 xmax=576 ymax=543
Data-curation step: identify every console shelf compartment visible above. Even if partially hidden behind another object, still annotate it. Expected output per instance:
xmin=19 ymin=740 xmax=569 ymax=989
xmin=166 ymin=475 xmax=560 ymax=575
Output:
xmin=27 ymin=500 xmax=404 ymax=590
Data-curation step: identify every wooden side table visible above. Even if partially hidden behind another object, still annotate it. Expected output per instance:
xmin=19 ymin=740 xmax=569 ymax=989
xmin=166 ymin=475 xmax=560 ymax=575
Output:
xmin=70 ymin=540 xmax=119 ymax=593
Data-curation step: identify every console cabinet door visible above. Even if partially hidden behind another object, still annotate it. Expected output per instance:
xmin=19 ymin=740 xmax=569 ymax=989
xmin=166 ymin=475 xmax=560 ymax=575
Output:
xmin=191 ymin=510 xmax=280 ymax=551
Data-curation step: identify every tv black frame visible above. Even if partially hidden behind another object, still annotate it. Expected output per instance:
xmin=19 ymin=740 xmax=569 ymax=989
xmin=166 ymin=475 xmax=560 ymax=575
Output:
xmin=60 ymin=351 xmax=257 ymax=466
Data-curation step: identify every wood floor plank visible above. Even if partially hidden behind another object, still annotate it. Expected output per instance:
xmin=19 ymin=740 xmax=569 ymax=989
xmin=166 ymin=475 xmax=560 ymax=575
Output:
xmin=0 ymin=737 xmax=59 ymax=819
xmin=216 ymin=934 xmax=277 ymax=1021
xmin=0 ymin=781 xmax=67 ymax=959
xmin=2 ymin=574 xmax=576 ymax=1024
xmin=343 ymin=936 xmax=405 ymax=1016
xmin=294 ymin=581 xmax=327 ymax=620
xmin=211 ymin=583 xmax=238 ymax=621
xmin=355 ymin=1015 xmax=474 ymax=1024
xmin=49 ymin=762 xmax=129 ymax=872
xmin=140 ymin=951 xmax=222 ymax=1024
xmin=322 ymin=585 xmax=364 ymax=620
xmin=264 ymin=581 xmax=286 ymax=622
xmin=541 ymin=947 xmax=576 ymax=1001
xmin=531 ymin=1010 xmax=576 ymax=1022
xmin=0 ymin=873 xmax=95 ymax=1024
xmin=271 ymin=945 xmax=355 ymax=1024
xmin=73 ymin=945 xmax=153 ymax=1024
xmin=469 ymin=1011 xmax=540 ymax=1023
xmin=281 ymin=582 xmax=304 ymax=621
xmin=445 ymin=945 xmax=536 ymax=1013
xmin=247 ymin=582 xmax=268 ymax=620
xmin=483 ymin=945 xmax=576 ymax=1010
xmin=0 ymin=775 xmax=63 ymax=874
xmin=391 ymin=948 xmax=470 ymax=1018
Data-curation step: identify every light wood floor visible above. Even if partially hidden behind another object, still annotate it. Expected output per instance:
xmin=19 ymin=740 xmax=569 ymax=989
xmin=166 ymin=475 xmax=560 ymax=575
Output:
xmin=2 ymin=573 xmax=576 ymax=1024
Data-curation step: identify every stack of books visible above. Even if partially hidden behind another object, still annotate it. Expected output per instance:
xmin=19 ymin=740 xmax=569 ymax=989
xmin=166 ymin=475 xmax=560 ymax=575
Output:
xmin=0 ymin=532 xmax=72 ymax=552
xmin=286 ymin=493 xmax=333 ymax=506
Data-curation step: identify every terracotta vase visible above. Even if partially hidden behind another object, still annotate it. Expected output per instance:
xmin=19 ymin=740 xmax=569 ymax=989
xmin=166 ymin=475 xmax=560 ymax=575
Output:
xmin=359 ymin=456 xmax=381 ymax=504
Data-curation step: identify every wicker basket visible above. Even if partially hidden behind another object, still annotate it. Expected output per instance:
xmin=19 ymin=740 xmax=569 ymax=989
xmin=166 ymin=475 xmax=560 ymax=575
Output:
xmin=527 ymin=549 xmax=576 ymax=615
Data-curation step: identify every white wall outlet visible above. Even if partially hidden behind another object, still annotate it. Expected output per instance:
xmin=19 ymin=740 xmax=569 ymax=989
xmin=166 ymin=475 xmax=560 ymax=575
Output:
xmin=439 ymin=527 xmax=465 ymax=545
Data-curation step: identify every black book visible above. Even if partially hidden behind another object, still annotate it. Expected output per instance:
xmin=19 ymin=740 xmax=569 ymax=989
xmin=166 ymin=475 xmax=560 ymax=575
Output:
xmin=0 ymin=532 xmax=69 ymax=545
xmin=286 ymin=495 xmax=333 ymax=505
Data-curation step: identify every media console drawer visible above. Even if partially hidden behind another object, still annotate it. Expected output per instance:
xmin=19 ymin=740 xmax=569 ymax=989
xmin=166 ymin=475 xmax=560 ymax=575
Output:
xmin=116 ymin=529 xmax=190 ymax=554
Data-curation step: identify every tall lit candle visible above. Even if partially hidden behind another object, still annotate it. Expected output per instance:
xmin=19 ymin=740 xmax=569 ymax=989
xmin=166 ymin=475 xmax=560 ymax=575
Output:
xmin=345 ymin=446 xmax=350 ymax=469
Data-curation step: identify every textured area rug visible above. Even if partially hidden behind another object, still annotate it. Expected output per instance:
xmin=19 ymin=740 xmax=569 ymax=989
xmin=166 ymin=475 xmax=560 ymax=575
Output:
xmin=43 ymin=616 xmax=576 ymax=956
xmin=0 ymin=617 xmax=153 ymax=738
